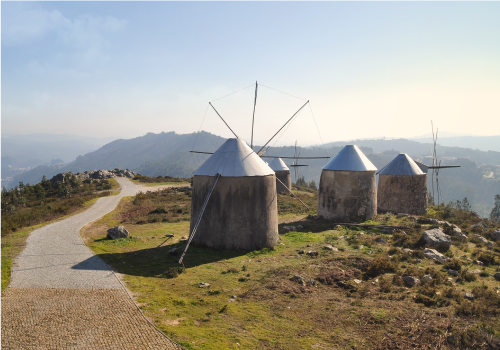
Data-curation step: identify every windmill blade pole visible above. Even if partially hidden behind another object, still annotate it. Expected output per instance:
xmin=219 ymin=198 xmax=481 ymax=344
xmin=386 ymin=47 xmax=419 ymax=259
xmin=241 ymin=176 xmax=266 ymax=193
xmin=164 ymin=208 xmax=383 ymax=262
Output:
xmin=179 ymin=173 xmax=221 ymax=264
xmin=209 ymin=102 xmax=239 ymax=139
xmin=256 ymin=100 xmax=309 ymax=155
xmin=276 ymin=177 xmax=309 ymax=211
xmin=251 ymin=81 xmax=258 ymax=149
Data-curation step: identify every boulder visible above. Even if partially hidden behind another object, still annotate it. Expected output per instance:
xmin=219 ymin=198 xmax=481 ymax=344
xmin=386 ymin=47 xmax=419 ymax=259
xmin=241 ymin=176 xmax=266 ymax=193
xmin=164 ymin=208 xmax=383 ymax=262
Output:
xmin=451 ymin=225 xmax=467 ymax=238
xmin=422 ymin=274 xmax=433 ymax=282
xmin=198 ymin=282 xmax=210 ymax=288
xmin=402 ymin=276 xmax=420 ymax=287
xmin=323 ymin=245 xmax=338 ymax=252
xmin=465 ymin=293 xmax=475 ymax=300
xmin=417 ymin=218 xmax=439 ymax=225
xmin=447 ymin=269 xmax=459 ymax=277
xmin=307 ymin=250 xmax=319 ymax=257
xmin=421 ymin=228 xmax=452 ymax=250
xmin=494 ymin=272 xmax=500 ymax=281
xmin=492 ymin=229 xmax=500 ymax=242
xmin=473 ymin=234 xmax=489 ymax=244
xmin=423 ymin=248 xmax=450 ymax=263
xmin=106 ymin=226 xmax=129 ymax=240
xmin=471 ymin=211 xmax=481 ymax=218
xmin=470 ymin=221 xmax=488 ymax=231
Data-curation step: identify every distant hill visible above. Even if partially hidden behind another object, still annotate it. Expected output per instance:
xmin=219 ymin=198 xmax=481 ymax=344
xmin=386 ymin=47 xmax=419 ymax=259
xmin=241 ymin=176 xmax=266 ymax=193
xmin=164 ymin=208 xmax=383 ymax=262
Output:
xmin=411 ymin=135 xmax=500 ymax=152
xmin=5 ymin=131 xmax=500 ymax=218
xmin=322 ymin=138 xmax=500 ymax=166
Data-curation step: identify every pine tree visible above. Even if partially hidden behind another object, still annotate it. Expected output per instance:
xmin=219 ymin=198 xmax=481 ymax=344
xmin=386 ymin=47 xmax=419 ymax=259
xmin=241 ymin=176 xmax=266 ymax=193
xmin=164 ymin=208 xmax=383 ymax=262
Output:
xmin=490 ymin=194 xmax=500 ymax=223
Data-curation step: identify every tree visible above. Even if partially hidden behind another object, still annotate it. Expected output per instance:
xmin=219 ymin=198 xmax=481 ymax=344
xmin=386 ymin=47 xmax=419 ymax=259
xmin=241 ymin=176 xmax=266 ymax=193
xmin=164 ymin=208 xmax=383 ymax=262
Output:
xmin=295 ymin=176 xmax=307 ymax=187
xmin=461 ymin=198 xmax=471 ymax=212
xmin=490 ymin=194 xmax=500 ymax=223
xmin=308 ymin=179 xmax=317 ymax=190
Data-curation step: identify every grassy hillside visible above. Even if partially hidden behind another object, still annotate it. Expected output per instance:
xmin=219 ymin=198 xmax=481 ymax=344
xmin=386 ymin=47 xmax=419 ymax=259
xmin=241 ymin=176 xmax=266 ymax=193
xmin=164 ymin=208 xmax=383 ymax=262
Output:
xmin=81 ymin=186 xmax=500 ymax=349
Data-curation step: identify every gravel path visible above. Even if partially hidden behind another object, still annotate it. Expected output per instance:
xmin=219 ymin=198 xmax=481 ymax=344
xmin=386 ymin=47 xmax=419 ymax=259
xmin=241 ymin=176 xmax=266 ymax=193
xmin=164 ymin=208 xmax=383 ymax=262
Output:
xmin=2 ymin=178 xmax=183 ymax=349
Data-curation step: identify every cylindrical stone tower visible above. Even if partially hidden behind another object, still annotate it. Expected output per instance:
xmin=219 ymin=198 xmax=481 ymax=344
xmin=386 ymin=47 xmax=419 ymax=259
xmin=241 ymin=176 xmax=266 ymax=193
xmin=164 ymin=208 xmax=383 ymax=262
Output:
xmin=268 ymin=158 xmax=291 ymax=193
xmin=377 ymin=153 xmax=428 ymax=215
xmin=318 ymin=145 xmax=377 ymax=222
xmin=190 ymin=138 xmax=279 ymax=250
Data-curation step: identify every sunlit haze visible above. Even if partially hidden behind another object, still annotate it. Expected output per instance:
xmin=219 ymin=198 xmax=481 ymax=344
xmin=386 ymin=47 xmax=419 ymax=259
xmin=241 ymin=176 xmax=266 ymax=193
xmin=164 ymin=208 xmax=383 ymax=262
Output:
xmin=2 ymin=1 xmax=500 ymax=146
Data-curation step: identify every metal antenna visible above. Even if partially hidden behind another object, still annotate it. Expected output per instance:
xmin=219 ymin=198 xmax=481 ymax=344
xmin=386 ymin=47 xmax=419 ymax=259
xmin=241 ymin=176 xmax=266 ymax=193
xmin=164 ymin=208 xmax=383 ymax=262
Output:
xmin=251 ymin=81 xmax=258 ymax=149
xmin=256 ymin=100 xmax=309 ymax=155
xmin=209 ymin=102 xmax=238 ymax=139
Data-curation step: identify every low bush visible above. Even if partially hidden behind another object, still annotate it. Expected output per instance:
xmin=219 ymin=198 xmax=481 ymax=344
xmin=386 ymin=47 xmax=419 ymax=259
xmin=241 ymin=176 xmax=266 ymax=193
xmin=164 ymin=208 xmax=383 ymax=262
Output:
xmin=364 ymin=259 xmax=396 ymax=278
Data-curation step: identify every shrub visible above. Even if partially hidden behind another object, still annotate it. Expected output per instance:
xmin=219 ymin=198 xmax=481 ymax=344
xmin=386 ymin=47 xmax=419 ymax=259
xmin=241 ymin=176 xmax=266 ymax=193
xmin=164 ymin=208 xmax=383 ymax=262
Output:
xmin=364 ymin=259 xmax=396 ymax=278
xmin=478 ymin=252 xmax=496 ymax=266
xmin=444 ymin=259 xmax=462 ymax=272
xmin=163 ymin=266 xmax=185 ymax=279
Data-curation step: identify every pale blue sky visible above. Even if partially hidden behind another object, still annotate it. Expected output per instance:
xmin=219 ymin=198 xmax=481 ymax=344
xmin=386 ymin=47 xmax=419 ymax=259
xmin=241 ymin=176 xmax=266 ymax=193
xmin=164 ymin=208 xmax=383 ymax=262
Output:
xmin=2 ymin=1 xmax=500 ymax=146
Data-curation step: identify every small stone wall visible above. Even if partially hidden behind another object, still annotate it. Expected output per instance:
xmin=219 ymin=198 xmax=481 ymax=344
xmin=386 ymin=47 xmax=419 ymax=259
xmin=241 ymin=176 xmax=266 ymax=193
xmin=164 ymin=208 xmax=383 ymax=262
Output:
xmin=275 ymin=170 xmax=291 ymax=193
xmin=317 ymin=170 xmax=377 ymax=222
xmin=190 ymin=175 xmax=279 ymax=250
xmin=377 ymin=174 xmax=427 ymax=215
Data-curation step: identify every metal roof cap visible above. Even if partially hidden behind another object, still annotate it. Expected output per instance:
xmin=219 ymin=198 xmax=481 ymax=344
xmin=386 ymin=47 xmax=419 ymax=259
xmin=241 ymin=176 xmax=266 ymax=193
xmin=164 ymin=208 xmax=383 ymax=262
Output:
xmin=194 ymin=138 xmax=274 ymax=177
xmin=378 ymin=154 xmax=424 ymax=175
xmin=268 ymin=158 xmax=290 ymax=171
xmin=323 ymin=145 xmax=377 ymax=171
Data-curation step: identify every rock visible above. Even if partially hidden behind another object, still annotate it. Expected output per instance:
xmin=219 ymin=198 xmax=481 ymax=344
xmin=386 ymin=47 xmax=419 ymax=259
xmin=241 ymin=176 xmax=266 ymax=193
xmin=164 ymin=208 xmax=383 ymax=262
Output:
xmin=492 ymin=229 xmax=500 ymax=241
xmin=470 ymin=221 xmax=488 ymax=231
xmin=338 ymin=236 xmax=345 ymax=239
xmin=473 ymin=234 xmax=490 ymax=245
xmin=471 ymin=211 xmax=481 ymax=218
xmin=402 ymin=276 xmax=420 ymax=287
xmin=422 ymin=274 xmax=433 ymax=282
xmin=486 ymin=241 xmax=494 ymax=247
xmin=423 ymin=248 xmax=450 ymax=263
xmin=227 ymin=298 xmax=236 ymax=302
xmin=414 ymin=259 xmax=423 ymax=264
xmin=417 ymin=218 xmax=440 ymax=224
xmin=357 ymin=245 xmax=364 ymax=250
xmin=308 ymin=279 xmax=317 ymax=286
xmin=307 ymin=250 xmax=319 ymax=257
xmin=298 ymin=250 xmax=305 ymax=255
xmin=397 ymin=213 xmax=410 ymax=218
xmin=473 ymin=260 xmax=484 ymax=266
xmin=198 ymin=282 xmax=210 ymax=288
xmin=353 ymin=279 xmax=362 ymax=284
xmin=452 ymin=226 xmax=467 ymax=238
xmin=402 ymin=248 xmax=412 ymax=253
xmin=376 ymin=237 xmax=387 ymax=244
xmin=421 ymin=228 xmax=452 ymax=250
xmin=465 ymin=293 xmax=475 ymax=300
xmin=494 ymin=272 xmax=500 ymax=281
xmin=469 ymin=269 xmax=482 ymax=274
xmin=447 ymin=277 xmax=453 ymax=282
xmin=231 ymin=295 xmax=237 ymax=299
xmin=337 ymin=281 xmax=356 ymax=291
xmin=357 ymin=232 xmax=364 ymax=236
xmin=106 ymin=226 xmax=129 ymax=240
xmin=323 ymin=245 xmax=338 ymax=252
xmin=168 ymin=247 xmax=178 ymax=256
xmin=164 ymin=234 xmax=174 ymax=238
xmin=447 ymin=269 xmax=459 ymax=277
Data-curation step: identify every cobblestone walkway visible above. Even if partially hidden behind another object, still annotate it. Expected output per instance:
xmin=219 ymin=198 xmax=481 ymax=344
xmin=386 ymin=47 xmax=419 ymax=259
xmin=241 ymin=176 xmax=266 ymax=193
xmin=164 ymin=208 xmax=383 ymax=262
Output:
xmin=2 ymin=178 xmax=183 ymax=349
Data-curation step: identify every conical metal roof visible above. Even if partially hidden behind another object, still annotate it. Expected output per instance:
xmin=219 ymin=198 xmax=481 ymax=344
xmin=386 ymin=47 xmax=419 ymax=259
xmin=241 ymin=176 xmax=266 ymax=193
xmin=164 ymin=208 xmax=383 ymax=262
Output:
xmin=414 ymin=161 xmax=429 ymax=174
xmin=268 ymin=158 xmax=290 ymax=172
xmin=194 ymin=138 xmax=274 ymax=177
xmin=378 ymin=154 xmax=424 ymax=175
xmin=323 ymin=145 xmax=377 ymax=171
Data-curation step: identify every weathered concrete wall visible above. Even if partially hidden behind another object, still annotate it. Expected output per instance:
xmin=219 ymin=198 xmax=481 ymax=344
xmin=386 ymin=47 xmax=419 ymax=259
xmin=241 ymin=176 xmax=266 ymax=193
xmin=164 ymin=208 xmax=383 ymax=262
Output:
xmin=190 ymin=175 xmax=279 ymax=250
xmin=317 ymin=170 xmax=377 ymax=221
xmin=275 ymin=170 xmax=291 ymax=193
xmin=378 ymin=174 xmax=427 ymax=215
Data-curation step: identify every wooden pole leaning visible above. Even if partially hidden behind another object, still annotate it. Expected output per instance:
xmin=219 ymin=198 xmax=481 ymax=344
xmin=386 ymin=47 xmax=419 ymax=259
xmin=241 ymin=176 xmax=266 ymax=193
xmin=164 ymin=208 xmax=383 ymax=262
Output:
xmin=179 ymin=173 xmax=221 ymax=264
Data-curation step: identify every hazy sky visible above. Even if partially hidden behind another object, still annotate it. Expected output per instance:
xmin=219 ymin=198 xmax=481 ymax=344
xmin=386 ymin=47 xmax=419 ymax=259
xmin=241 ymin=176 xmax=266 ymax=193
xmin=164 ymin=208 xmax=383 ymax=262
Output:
xmin=2 ymin=1 xmax=500 ymax=146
